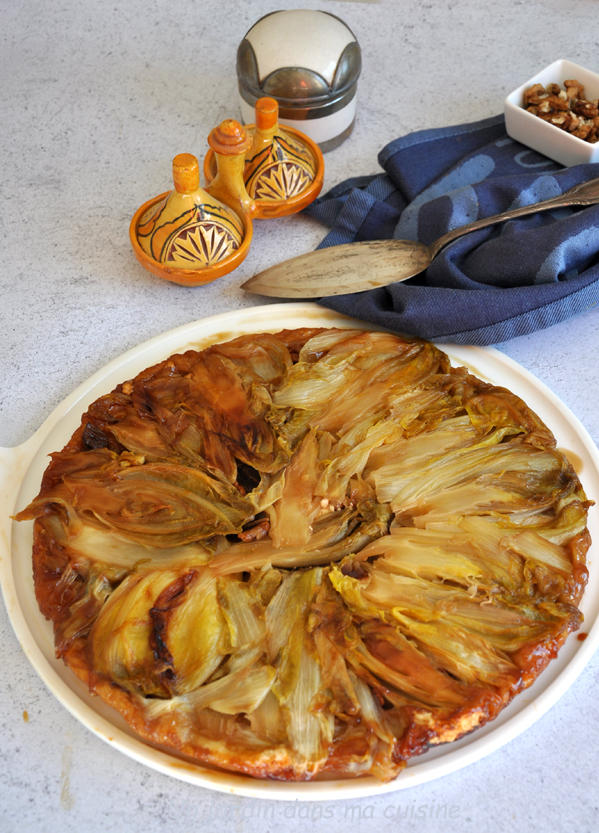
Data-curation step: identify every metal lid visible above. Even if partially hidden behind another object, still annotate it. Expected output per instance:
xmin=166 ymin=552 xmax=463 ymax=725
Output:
xmin=237 ymin=10 xmax=361 ymax=121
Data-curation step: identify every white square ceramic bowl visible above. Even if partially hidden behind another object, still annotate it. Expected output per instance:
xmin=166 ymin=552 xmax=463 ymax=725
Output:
xmin=504 ymin=59 xmax=599 ymax=166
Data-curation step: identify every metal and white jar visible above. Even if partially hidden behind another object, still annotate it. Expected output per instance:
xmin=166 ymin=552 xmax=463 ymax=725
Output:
xmin=236 ymin=10 xmax=361 ymax=152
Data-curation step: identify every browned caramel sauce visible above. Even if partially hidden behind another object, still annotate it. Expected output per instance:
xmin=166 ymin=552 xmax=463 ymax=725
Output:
xmin=558 ymin=448 xmax=584 ymax=475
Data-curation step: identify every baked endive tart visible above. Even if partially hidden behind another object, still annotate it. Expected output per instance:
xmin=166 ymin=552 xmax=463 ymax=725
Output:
xmin=16 ymin=328 xmax=591 ymax=781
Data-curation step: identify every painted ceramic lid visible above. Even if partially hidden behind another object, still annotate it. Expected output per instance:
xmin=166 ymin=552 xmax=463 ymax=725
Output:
xmin=237 ymin=10 xmax=361 ymax=151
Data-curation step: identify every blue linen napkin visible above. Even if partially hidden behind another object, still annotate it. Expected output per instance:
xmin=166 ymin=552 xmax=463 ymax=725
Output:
xmin=305 ymin=114 xmax=599 ymax=345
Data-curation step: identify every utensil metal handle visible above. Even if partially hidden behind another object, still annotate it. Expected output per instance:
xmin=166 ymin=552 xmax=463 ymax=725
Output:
xmin=429 ymin=175 xmax=599 ymax=259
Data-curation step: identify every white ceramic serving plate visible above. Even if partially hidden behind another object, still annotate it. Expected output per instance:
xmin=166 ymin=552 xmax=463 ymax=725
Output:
xmin=505 ymin=58 xmax=599 ymax=166
xmin=2 ymin=302 xmax=599 ymax=801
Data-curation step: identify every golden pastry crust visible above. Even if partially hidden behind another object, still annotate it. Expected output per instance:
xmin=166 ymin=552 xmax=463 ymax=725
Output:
xmin=17 ymin=328 xmax=591 ymax=782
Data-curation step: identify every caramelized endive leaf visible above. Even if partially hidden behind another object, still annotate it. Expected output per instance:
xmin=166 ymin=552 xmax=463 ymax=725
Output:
xmin=267 ymin=430 xmax=322 ymax=547
xmin=351 ymin=622 xmax=470 ymax=709
xmin=387 ymin=444 xmax=567 ymax=509
xmin=152 ymin=568 xmax=228 ymax=696
xmin=282 ymin=638 xmax=334 ymax=772
xmin=145 ymin=643 xmax=275 ymax=719
xmin=88 ymin=568 xmax=183 ymax=696
xmin=388 ymin=610 xmax=519 ymax=687
xmin=272 ymin=331 xmax=446 ymax=437
xmin=309 ymin=575 xmax=362 ymax=718
xmin=218 ymin=577 xmax=267 ymax=648
xmin=267 ymin=568 xmax=335 ymax=773
xmin=42 ymin=514 xmax=217 ymax=571
xmin=20 ymin=449 xmax=255 ymax=547
xmin=210 ymin=501 xmax=390 ymax=575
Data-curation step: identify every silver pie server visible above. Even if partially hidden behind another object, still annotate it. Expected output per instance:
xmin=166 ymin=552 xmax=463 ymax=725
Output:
xmin=242 ymin=176 xmax=599 ymax=297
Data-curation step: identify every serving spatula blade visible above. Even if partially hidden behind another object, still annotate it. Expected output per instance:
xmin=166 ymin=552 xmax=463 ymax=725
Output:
xmin=241 ymin=239 xmax=431 ymax=298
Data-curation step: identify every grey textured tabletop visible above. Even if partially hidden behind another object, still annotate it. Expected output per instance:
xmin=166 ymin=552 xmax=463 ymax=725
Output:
xmin=1 ymin=1 xmax=598 ymax=831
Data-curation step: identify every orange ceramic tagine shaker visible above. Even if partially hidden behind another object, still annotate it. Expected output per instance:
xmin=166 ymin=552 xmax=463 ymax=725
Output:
xmin=203 ymin=97 xmax=324 ymax=219
xmin=130 ymin=126 xmax=254 ymax=286
xmin=243 ymin=97 xmax=324 ymax=217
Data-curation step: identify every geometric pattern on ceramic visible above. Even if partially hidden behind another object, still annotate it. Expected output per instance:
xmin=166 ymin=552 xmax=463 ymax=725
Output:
xmin=165 ymin=221 xmax=242 ymax=267
xmin=244 ymin=132 xmax=316 ymax=200
xmin=137 ymin=201 xmax=244 ymax=267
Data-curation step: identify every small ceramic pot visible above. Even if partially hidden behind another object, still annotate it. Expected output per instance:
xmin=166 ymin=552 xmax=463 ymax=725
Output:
xmin=130 ymin=138 xmax=254 ymax=287
xmin=203 ymin=97 xmax=325 ymax=219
